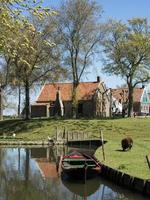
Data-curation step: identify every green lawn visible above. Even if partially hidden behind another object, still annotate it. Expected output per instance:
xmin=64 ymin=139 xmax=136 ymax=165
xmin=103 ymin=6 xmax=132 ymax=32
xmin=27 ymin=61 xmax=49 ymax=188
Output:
xmin=0 ymin=117 xmax=150 ymax=179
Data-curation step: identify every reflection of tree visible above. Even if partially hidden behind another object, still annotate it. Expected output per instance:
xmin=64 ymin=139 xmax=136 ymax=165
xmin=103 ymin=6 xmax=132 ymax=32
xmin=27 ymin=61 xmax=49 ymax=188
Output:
xmin=24 ymin=148 xmax=30 ymax=186
xmin=0 ymin=148 xmax=8 ymax=199
xmin=0 ymin=148 xmax=71 ymax=200
xmin=100 ymin=185 xmax=127 ymax=200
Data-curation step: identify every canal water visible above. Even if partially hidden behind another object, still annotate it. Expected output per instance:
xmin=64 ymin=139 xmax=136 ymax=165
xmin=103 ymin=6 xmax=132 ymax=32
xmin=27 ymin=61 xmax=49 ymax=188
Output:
xmin=0 ymin=147 xmax=148 ymax=200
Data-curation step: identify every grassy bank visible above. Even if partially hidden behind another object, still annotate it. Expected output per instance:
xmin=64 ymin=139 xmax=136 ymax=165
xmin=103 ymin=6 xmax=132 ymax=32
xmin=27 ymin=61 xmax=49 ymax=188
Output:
xmin=0 ymin=117 xmax=150 ymax=179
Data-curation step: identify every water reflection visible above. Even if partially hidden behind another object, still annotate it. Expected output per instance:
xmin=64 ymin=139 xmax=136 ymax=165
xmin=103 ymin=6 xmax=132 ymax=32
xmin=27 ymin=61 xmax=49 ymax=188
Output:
xmin=62 ymin=177 xmax=101 ymax=199
xmin=0 ymin=147 xmax=148 ymax=200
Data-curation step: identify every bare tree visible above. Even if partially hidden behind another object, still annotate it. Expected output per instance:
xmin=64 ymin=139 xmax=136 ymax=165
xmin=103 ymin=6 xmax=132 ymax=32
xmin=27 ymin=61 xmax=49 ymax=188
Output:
xmin=55 ymin=0 xmax=104 ymax=117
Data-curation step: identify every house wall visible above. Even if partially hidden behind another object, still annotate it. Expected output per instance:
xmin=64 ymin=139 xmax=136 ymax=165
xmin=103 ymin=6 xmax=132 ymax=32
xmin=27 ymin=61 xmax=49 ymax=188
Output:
xmin=31 ymin=98 xmax=110 ymax=118
xmin=133 ymin=102 xmax=141 ymax=114
xmin=63 ymin=101 xmax=72 ymax=118
xmin=133 ymin=102 xmax=150 ymax=115
xmin=62 ymin=100 xmax=94 ymax=118
xmin=93 ymin=85 xmax=110 ymax=118
xmin=105 ymin=98 xmax=110 ymax=117
xmin=31 ymin=105 xmax=49 ymax=118
xmin=140 ymin=89 xmax=150 ymax=115
xmin=140 ymin=103 xmax=150 ymax=115
xmin=48 ymin=101 xmax=72 ymax=118
xmin=80 ymin=100 xmax=94 ymax=117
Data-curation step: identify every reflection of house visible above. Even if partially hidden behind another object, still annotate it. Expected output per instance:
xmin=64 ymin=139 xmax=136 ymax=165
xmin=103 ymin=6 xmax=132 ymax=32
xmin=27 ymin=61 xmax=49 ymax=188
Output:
xmin=111 ymin=87 xmax=150 ymax=115
xmin=36 ymin=158 xmax=58 ymax=179
xmin=31 ymin=77 xmax=111 ymax=118
xmin=31 ymin=148 xmax=58 ymax=179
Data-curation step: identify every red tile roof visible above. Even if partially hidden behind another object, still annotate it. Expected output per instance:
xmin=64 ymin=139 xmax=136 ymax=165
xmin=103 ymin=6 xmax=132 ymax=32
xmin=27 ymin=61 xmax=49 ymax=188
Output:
xmin=112 ymin=88 xmax=144 ymax=102
xmin=37 ymin=82 xmax=100 ymax=102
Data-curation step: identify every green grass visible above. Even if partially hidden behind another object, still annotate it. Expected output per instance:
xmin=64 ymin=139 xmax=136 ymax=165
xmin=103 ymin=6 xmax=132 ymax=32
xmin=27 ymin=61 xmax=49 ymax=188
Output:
xmin=0 ymin=117 xmax=150 ymax=179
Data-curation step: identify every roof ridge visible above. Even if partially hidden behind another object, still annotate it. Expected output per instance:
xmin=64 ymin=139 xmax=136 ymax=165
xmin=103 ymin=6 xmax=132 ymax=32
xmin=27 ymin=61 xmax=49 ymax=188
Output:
xmin=45 ymin=81 xmax=100 ymax=85
xmin=112 ymin=87 xmax=144 ymax=90
xmin=45 ymin=81 xmax=99 ymax=85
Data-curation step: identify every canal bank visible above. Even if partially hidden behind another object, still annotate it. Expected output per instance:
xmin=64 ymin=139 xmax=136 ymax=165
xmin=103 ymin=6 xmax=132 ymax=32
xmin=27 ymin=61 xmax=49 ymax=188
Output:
xmin=100 ymin=164 xmax=150 ymax=197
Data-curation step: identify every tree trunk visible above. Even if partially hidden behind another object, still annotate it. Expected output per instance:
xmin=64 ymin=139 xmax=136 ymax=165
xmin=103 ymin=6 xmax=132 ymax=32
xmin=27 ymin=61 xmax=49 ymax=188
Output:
xmin=128 ymin=85 xmax=134 ymax=117
xmin=109 ymin=90 xmax=112 ymax=118
xmin=18 ymin=84 xmax=21 ymax=118
xmin=0 ymin=87 xmax=3 ymax=121
xmin=72 ymin=82 xmax=78 ymax=118
xmin=25 ymin=80 xmax=30 ymax=120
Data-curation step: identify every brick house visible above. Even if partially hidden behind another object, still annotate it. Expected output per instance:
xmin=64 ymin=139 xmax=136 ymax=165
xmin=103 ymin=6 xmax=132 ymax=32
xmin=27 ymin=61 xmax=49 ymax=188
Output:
xmin=111 ymin=87 xmax=150 ymax=116
xmin=31 ymin=77 xmax=111 ymax=118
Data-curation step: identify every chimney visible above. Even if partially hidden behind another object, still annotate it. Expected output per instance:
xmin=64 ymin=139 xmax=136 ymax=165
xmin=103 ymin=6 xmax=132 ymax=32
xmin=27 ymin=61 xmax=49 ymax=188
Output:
xmin=97 ymin=76 xmax=100 ymax=82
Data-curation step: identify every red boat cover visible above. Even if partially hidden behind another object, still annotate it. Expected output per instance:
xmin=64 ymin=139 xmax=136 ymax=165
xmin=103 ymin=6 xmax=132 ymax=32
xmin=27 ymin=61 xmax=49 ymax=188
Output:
xmin=63 ymin=151 xmax=85 ymax=159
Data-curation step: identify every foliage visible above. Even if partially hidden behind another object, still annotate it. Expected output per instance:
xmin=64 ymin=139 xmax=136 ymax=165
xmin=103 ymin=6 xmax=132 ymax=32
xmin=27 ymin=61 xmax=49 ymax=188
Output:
xmin=0 ymin=0 xmax=64 ymax=120
xmin=102 ymin=18 xmax=150 ymax=116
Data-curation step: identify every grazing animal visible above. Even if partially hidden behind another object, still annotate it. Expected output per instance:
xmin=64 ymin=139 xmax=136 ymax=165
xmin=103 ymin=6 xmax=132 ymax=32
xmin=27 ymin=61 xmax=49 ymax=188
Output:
xmin=121 ymin=137 xmax=133 ymax=151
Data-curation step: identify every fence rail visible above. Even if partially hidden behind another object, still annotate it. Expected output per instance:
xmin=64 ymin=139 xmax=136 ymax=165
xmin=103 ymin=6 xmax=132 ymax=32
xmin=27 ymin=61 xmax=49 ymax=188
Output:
xmin=55 ymin=127 xmax=95 ymax=142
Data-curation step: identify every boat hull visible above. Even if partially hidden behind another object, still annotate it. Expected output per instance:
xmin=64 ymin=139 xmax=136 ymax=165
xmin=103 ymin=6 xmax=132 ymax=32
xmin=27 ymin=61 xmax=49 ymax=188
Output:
xmin=61 ymin=151 xmax=101 ymax=180
xmin=62 ymin=166 xmax=101 ymax=180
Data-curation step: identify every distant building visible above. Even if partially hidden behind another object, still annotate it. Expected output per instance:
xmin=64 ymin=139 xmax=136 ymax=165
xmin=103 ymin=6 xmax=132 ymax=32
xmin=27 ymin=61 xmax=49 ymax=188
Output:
xmin=31 ymin=77 xmax=111 ymax=118
xmin=111 ymin=87 xmax=150 ymax=116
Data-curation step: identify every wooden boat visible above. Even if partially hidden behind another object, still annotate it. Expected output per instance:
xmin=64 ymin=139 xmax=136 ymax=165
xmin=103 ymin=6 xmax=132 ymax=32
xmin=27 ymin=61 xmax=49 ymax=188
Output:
xmin=61 ymin=151 xmax=101 ymax=179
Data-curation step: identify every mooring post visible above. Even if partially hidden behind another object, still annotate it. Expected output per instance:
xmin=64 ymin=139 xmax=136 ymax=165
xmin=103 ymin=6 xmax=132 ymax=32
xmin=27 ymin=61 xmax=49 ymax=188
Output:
xmin=146 ymin=155 xmax=150 ymax=169
xmin=63 ymin=126 xmax=66 ymax=139
xmin=66 ymin=131 xmax=68 ymax=143
xmin=100 ymin=129 xmax=105 ymax=161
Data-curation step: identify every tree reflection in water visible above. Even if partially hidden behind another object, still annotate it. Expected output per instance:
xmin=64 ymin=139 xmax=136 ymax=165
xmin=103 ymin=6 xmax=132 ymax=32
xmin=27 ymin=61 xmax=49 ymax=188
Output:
xmin=0 ymin=147 xmax=148 ymax=200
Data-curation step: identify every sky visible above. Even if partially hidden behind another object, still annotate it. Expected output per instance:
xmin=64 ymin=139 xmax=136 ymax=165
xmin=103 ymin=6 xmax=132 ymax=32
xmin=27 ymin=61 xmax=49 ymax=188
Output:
xmin=4 ymin=0 xmax=150 ymax=115
xmin=46 ymin=0 xmax=150 ymax=22
xmin=43 ymin=0 xmax=150 ymax=88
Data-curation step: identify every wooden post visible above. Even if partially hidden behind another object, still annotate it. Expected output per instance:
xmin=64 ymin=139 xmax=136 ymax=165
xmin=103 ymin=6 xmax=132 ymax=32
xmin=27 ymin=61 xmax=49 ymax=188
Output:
xmin=100 ymin=129 xmax=105 ymax=161
xmin=109 ymin=88 xmax=112 ymax=118
xmin=0 ymin=87 xmax=3 ymax=121
xmin=58 ymin=155 xmax=63 ymax=176
xmin=47 ymin=147 xmax=50 ymax=160
xmin=63 ymin=127 xmax=65 ymax=139
xmin=146 ymin=155 xmax=150 ymax=169
xmin=66 ymin=131 xmax=69 ymax=143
